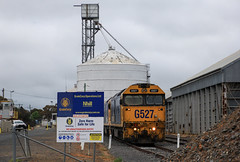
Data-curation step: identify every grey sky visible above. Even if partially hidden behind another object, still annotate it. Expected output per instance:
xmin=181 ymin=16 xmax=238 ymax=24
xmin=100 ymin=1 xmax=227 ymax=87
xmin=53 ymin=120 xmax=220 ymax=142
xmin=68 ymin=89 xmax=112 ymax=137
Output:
xmin=1 ymin=0 xmax=239 ymax=109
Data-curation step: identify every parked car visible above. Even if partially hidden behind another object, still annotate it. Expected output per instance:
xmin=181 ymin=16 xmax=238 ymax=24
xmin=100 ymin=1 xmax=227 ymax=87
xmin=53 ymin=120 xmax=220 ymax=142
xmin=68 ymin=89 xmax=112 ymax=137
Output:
xmin=12 ymin=120 xmax=27 ymax=130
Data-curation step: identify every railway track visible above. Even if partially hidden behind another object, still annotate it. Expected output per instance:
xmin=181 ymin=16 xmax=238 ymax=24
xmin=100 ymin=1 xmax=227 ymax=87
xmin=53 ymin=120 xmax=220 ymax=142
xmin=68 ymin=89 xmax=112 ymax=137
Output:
xmin=113 ymin=137 xmax=174 ymax=159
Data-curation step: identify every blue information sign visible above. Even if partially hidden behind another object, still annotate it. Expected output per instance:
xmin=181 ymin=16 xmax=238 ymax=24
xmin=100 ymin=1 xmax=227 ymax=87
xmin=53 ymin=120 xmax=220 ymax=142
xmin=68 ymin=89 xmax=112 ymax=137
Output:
xmin=57 ymin=92 xmax=104 ymax=117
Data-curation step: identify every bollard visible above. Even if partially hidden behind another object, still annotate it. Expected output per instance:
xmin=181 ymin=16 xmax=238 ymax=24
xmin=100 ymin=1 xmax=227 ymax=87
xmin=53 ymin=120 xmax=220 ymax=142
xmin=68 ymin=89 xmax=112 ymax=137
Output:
xmin=177 ymin=133 xmax=180 ymax=148
xmin=108 ymin=134 xmax=112 ymax=149
xmin=0 ymin=128 xmax=1 ymax=134
xmin=81 ymin=142 xmax=85 ymax=151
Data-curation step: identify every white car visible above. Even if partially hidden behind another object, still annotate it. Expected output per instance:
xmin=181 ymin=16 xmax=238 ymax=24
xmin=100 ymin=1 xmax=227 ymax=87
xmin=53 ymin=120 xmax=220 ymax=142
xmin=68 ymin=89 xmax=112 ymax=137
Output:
xmin=12 ymin=120 xmax=27 ymax=130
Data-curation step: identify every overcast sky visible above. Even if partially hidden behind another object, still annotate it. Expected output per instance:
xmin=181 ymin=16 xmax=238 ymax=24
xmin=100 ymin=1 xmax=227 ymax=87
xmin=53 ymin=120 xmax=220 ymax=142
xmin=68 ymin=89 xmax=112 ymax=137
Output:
xmin=1 ymin=0 xmax=240 ymax=109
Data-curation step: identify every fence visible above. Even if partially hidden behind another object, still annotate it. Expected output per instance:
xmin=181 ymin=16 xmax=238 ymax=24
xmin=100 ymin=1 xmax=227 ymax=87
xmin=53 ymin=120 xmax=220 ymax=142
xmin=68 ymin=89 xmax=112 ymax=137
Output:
xmin=12 ymin=127 xmax=83 ymax=162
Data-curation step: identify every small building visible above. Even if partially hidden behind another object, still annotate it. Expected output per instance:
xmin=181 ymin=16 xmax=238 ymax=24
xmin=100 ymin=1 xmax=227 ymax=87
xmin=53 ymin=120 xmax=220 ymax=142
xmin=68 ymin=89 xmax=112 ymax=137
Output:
xmin=0 ymin=100 xmax=14 ymax=119
xmin=0 ymin=99 xmax=14 ymax=133
xmin=170 ymin=49 xmax=240 ymax=134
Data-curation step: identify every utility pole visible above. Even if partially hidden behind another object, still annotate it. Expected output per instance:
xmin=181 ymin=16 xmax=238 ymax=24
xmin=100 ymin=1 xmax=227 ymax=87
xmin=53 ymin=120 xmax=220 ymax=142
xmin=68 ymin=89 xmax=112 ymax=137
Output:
xmin=2 ymin=88 xmax=4 ymax=98
xmin=10 ymin=90 xmax=14 ymax=100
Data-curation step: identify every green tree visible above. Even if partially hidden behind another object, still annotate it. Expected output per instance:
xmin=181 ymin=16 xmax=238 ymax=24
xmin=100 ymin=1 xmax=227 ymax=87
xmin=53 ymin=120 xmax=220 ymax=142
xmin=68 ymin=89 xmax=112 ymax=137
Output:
xmin=30 ymin=111 xmax=42 ymax=120
xmin=17 ymin=107 xmax=32 ymax=125
xmin=42 ymin=105 xmax=57 ymax=121
xmin=0 ymin=95 xmax=7 ymax=101
xmin=30 ymin=108 xmax=43 ymax=120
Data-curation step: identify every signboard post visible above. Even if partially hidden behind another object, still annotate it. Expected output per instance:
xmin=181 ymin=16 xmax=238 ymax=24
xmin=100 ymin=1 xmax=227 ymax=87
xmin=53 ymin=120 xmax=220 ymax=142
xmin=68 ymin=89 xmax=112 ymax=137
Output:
xmin=57 ymin=92 xmax=104 ymax=144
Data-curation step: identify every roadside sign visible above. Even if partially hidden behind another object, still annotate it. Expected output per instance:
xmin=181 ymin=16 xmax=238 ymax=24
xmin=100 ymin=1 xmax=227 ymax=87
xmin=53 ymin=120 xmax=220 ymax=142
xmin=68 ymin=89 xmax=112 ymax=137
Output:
xmin=56 ymin=92 xmax=104 ymax=143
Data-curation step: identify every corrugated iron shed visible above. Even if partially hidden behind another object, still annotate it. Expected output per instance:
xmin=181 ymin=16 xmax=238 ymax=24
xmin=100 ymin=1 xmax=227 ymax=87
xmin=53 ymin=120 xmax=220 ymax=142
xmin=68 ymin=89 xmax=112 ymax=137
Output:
xmin=169 ymin=49 xmax=240 ymax=135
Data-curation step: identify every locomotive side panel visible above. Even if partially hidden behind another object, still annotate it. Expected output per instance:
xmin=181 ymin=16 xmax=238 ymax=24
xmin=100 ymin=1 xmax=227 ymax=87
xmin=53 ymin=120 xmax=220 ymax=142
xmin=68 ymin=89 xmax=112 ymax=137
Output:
xmin=104 ymin=101 xmax=109 ymax=125
xmin=109 ymin=94 xmax=122 ymax=125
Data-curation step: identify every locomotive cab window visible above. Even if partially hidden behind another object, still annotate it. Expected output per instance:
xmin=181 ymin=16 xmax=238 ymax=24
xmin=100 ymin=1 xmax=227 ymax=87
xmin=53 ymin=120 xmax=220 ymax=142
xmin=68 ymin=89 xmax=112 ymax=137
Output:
xmin=124 ymin=95 xmax=143 ymax=106
xmin=124 ymin=94 xmax=164 ymax=106
xmin=146 ymin=95 xmax=163 ymax=105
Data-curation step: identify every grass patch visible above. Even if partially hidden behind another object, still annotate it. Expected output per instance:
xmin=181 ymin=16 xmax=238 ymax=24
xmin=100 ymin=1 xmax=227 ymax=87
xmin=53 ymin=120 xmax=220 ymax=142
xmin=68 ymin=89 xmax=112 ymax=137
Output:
xmin=9 ymin=159 xmax=22 ymax=162
xmin=114 ymin=157 xmax=122 ymax=162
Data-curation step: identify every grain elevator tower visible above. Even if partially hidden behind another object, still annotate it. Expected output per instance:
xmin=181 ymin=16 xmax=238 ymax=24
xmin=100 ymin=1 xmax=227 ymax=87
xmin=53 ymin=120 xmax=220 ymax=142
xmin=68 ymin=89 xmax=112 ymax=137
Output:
xmin=75 ymin=4 xmax=99 ymax=63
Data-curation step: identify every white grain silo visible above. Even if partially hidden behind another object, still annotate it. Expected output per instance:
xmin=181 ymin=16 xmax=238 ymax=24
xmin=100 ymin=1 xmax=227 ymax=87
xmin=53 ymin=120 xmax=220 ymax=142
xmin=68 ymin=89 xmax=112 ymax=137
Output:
xmin=77 ymin=49 xmax=150 ymax=101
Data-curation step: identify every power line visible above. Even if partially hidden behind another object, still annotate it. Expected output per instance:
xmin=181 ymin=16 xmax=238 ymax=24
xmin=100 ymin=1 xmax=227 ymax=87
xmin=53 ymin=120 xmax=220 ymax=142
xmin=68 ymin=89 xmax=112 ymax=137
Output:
xmin=98 ymin=23 xmax=139 ymax=62
xmin=4 ymin=89 xmax=56 ymax=100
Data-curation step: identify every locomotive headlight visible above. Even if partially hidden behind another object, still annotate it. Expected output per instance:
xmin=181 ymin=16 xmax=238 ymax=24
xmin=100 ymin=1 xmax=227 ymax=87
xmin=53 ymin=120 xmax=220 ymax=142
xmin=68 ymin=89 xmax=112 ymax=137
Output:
xmin=133 ymin=128 xmax=137 ymax=131
xmin=152 ymin=127 xmax=156 ymax=131
xmin=154 ymin=115 xmax=157 ymax=118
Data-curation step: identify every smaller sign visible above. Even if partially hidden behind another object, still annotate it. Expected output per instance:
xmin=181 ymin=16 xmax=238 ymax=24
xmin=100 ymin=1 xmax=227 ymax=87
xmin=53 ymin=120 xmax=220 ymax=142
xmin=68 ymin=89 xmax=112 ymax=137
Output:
xmin=57 ymin=117 xmax=103 ymax=143
xmin=90 ymin=133 xmax=102 ymax=141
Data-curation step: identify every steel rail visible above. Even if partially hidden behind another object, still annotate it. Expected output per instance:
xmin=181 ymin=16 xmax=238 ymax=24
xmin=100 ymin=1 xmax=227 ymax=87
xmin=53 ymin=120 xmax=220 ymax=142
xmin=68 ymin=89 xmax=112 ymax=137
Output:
xmin=155 ymin=145 xmax=174 ymax=153
xmin=113 ymin=136 xmax=166 ymax=159
xmin=165 ymin=136 xmax=189 ymax=145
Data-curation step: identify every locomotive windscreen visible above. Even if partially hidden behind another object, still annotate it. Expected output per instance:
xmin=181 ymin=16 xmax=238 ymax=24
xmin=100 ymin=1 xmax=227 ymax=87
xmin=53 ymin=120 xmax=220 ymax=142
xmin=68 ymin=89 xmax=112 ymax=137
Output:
xmin=123 ymin=94 xmax=164 ymax=106
xmin=146 ymin=95 xmax=163 ymax=105
xmin=124 ymin=95 xmax=143 ymax=106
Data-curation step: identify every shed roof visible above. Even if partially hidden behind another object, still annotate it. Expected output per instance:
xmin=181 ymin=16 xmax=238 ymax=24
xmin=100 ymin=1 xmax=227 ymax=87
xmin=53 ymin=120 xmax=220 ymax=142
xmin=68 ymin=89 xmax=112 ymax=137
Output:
xmin=83 ymin=49 xmax=140 ymax=65
xmin=172 ymin=49 xmax=240 ymax=89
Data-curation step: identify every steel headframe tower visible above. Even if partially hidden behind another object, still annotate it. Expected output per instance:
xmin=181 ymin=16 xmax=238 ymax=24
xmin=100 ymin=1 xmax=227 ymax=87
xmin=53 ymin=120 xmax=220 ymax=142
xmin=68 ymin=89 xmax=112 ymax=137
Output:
xmin=80 ymin=4 xmax=99 ymax=64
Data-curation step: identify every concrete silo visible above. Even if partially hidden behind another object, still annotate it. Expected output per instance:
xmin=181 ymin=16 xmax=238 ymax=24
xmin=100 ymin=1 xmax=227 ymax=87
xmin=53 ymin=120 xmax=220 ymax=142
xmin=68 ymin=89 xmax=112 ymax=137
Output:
xmin=77 ymin=49 xmax=150 ymax=101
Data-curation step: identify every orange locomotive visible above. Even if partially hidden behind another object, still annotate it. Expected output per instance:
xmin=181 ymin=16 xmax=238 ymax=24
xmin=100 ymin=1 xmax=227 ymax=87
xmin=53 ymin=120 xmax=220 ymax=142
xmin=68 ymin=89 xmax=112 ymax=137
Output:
xmin=104 ymin=83 xmax=165 ymax=144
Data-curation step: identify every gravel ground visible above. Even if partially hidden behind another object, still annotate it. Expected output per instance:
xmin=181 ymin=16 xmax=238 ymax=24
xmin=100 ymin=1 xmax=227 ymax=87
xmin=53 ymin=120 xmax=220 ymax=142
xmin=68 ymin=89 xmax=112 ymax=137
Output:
xmin=0 ymin=127 xmax=116 ymax=162
xmin=104 ymin=135 xmax=173 ymax=162
xmin=156 ymin=141 xmax=178 ymax=151
xmin=0 ymin=126 xmax=178 ymax=162
xmin=169 ymin=108 xmax=240 ymax=161
xmin=0 ymin=127 xmax=186 ymax=162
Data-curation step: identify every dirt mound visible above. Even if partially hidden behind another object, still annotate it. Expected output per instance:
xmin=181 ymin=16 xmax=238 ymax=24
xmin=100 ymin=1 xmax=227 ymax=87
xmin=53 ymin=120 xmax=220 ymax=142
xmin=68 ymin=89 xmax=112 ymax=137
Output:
xmin=168 ymin=108 xmax=240 ymax=161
